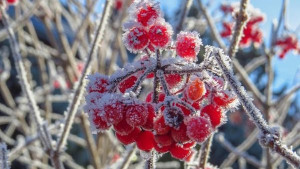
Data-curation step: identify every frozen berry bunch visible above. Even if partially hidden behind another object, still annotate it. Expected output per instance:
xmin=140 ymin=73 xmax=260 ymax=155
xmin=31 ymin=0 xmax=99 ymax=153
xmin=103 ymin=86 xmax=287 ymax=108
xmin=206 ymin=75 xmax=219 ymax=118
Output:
xmin=275 ymin=34 xmax=300 ymax=59
xmin=220 ymin=3 xmax=265 ymax=48
xmin=85 ymin=0 xmax=238 ymax=161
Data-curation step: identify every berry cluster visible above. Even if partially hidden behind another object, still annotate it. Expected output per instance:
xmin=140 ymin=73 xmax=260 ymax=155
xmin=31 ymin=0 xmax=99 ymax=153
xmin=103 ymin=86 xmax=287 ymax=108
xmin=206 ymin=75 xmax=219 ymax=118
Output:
xmin=275 ymin=34 xmax=300 ymax=59
xmin=220 ymin=3 xmax=265 ymax=48
xmin=85 ymin=0 xmax=237 ymax=161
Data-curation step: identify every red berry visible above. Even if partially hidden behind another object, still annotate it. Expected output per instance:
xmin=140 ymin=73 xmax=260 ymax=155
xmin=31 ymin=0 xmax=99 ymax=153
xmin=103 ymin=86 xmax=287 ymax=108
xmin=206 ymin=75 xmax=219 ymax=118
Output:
xmin=176 ymin=103 xmax=192 ymax=116
xmin=148 ymin=21 xmax=173 ymax=48
xmin=201 ymin=104 xmax=223 ymax=128
xmin=154 ymin=141 xmax=172 ymax=153
xmin=102 ymin=102 xmax=124 ymax=125
xmin=125 ymin=104 xmax=148 ymax=127
xmin=154 ymin=133 xmax=174 ymax=147
xmin=220 ymin=22 xmax=233 ymax=38
xmin=91 ymin=109 xmax=111 ymax=131
xmin=165 ymin=74 xmax=182 ymax=88
xmin=153 ymin=115 xmax=170 ymax=135
xmin=213 ymin=91 xmax=236 ymax=107
xmin=136 ymin=4 xmax=159 ymax=26
xmin=116 ymin=127 xmax=141 ymax=145
xmin=135 ymin=130 xmax=155 ymax=151
xmin=176 ymin=31 xmax=202 ymax=61
xmin=119 ymin=75 xmax=138 ymax=93
xmin=186 ymin=78 xmax=206 ymax=101
xmin=171 ymin=123 xmax=190 ymax=143
xmin=170 ymin=144 xmax=191 ymax=160
xmin=186 ymin=117 xmax=212 ymax=142
xmin=123 ymin=27 xmax=149 ymax=52
xmin=87 ymin=73 xmax=109 ymax=93
xmin=113 ymin=118 xmax=134 ymax=135
xmin=184 ymin=150 xmax=195 ymax=162
xmin=142 ymin=104 xmax=156 ymax=130
xmin=182 ymin=141 xmax=196 ymax=149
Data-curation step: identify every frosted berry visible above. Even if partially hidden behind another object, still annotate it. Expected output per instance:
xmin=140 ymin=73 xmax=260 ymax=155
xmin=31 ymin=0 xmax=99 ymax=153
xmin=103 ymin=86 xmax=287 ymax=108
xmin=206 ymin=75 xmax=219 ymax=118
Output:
xmin=176 ymin=31 xmax=202 ymax=61
xmin=87 ymin=73 xmax=109 ymax=93
xmin=136 ymin=4 xmax=159 ymax=26
xmin=165 ymin=74 xmax=182 ymax=88
xmin=116 ymin=127 xmax=141 ymax=145
xmin=145 ymin=92 xmax=165 ymax=103
xmin=154 ymin=115 xmax=170 ymax=135
xmin=182 ymin=141 xmax=196 ymax=149
xmin=123 ymin=27 xmax=149 ymax=52
xmin=213 ymin=91 xmax=236 ymax=107
xmin=148 ymin=20 xmax=173 ymax=48
xmin=102 ymin=102 xmax=124 ymax=125
xmin=135 ymin=130 xmax=155 ymax=151
xmin=125 ymin=104 xmax=148 ymax=127
xmin=119 ymin=75 xmax=138 ymax=93
xmin=186 ymin=78 xmax=206 ymax=101
xmin=170 ymin=144 xmax=191 ymax=160
xmin=91 ymin=109 xmax=111 ymax=130
xmin=142 ymin=104 xmax=156 ymax=130
xmin=154 ymin=133 xmax=174 ymax=147
xmin=201 ymin=104 xmax=223 ymax=128
xmin=171 ymin=123 xmax=190 ymax=143
xmin=114 ymin=118 xmax=134 ymax=135
xmin=186 ymin=116 xmax=212 ymax=142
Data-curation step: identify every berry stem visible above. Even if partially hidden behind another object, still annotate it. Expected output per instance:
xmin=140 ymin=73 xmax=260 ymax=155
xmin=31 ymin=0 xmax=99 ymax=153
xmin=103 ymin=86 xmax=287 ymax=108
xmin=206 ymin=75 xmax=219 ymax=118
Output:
xmin=153 ymin=50 xmax=161 ymax=103
xmin=198 ymin=134 xmax=213 ymax=169
xmin=145 ymin=151 xmax=156 ymax=169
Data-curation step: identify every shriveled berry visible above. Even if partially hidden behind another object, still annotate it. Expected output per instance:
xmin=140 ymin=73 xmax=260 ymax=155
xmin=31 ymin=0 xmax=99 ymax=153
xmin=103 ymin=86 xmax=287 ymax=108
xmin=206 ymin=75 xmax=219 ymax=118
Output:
xmin=135 ymin=130 xmax=155 ymax=151
xmin=148 ymin=21 xmax=173 ymax=48
xmin=119 ymin=75 xmax=138 ymax=93
xmin=154 ymin=133 xmax=174 ymax=147
xmin=176 ymin=31 xmax=202 ymax=61
xmin=201 ymin=104 xmax=223 ymax=128
xmin=163 ymin=107 xmax=184 ymax=128
xmin=186 ymin=78 xmax=206 ymax=101
xmin=116 ymin=127 xmax=141 ymax=145
xmin=186 ymin=117 xmax=212 ymax=142
xmin=171 ymin=123 xmax=190 ymax=143
xmin=114 ymin=118 xmax=134 ymax=135
xmin=123 ymin=27 xmax=149 ymax=52
xmin=126 ymin=104 xmax=148 ymax=127
xmin=170 ymin=144 xmax=191 ymax=160
xmin=154 ymin=115 xmax=170 ymax=135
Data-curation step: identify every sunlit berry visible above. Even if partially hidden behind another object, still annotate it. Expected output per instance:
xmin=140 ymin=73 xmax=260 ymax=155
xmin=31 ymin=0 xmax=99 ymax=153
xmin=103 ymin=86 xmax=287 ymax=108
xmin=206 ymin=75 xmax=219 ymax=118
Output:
xmin=186 ymin=116 xmax=212 ymax=142
xmin=125 ymin=104 xmax=148 ymax=127
xmin=186 ymin=78 xmax=206 ymax=101
xmin=135 ymin=130 xmax=155 ymax=151
xmin=123 ymin=27 xmax=149 ymax=52
xmin=148 ymin=20 xmax=173 ymax=48
xmin=119 ymin=75 xmax=138 ymax=93
xmin=176 ymin=31 xmax=202 ymax=61
xmin=201 ymin=104 xmax=223 ymax=128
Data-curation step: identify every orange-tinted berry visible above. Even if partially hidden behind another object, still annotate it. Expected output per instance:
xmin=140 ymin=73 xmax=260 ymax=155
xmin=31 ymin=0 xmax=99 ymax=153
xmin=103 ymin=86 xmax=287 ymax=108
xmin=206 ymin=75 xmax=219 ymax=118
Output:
xmin=186 ymin=78 xmax=206 ymax=101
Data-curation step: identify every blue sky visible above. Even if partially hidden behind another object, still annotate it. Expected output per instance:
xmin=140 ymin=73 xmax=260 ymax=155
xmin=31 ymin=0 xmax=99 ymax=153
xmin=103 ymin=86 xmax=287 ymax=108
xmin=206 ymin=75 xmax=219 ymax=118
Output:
xmin=160 ymin=0 xmax=300 ymax=93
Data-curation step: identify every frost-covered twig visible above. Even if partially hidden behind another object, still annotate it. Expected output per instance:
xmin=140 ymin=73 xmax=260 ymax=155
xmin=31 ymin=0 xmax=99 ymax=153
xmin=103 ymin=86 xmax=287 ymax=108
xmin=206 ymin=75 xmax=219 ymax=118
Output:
xmin=228 ymin=0 xmax=249 ymax=58
xmin=209 ymin=47 xmax=300 ymax=168
xmin=56 ymin=0 xmax=113 ymax=152
xmin=0 ymin=143 xmax=10 ymax=169
xmin=198 ymin=135 xmax=213 ymax=169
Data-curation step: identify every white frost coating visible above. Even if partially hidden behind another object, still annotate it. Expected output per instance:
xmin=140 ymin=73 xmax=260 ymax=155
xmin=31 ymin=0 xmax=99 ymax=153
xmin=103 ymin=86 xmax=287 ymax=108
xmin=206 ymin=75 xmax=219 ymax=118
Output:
xmin=0 ymin=143 xmax=10 ymax=169
xmin=175 ymin=31 xmax=202 ymax=61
